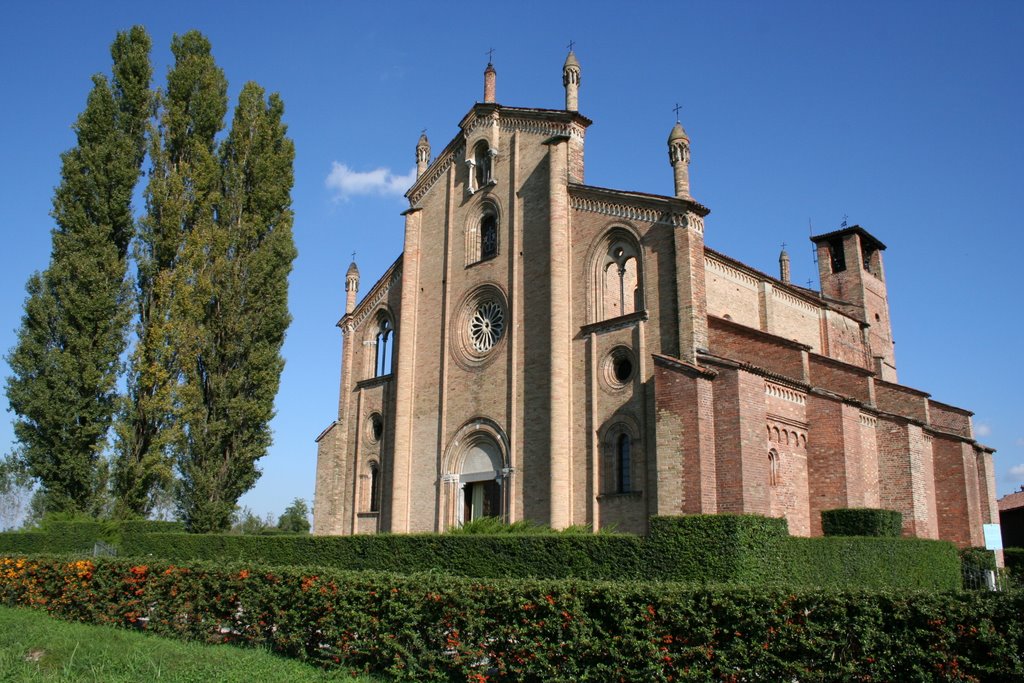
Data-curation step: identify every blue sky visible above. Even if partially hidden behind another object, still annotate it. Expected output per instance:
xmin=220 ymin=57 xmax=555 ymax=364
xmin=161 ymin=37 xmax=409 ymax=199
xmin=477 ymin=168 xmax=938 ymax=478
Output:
xmin=1 ymin=1 xmax=1022 ymax=522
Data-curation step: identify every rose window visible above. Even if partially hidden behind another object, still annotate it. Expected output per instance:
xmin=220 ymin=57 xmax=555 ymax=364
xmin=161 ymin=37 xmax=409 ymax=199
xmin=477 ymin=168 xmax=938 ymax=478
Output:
xmin=469 ymin=301 xmax=505 ymax=352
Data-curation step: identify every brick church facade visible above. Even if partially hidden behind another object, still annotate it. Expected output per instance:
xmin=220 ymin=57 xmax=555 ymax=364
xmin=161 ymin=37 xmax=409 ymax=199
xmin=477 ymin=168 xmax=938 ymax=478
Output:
xmin=313 ymin=54 xmax=997 ymax=545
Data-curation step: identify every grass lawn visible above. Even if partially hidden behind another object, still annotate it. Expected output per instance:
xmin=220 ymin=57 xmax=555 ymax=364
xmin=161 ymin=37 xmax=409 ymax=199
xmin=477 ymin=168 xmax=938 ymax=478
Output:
xmin=0 ymin=606 xmax=381 ymax=682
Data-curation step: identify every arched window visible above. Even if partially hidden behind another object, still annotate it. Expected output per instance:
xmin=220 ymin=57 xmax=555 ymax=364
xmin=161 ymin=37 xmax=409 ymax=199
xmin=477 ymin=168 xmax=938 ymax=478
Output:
xmin=768 ymin=449 xmax=780 ymax=487
xmin=598 ymin=236 xmax=642 ymax=321
xmin=481 ymin=213 xmax=498 ymax=260
xmin=369 ymin=462 xmax=381 ymax=512
xmin=374 ymin=317 xmax=393 ymax=377
xmin=617 ymin=433 xmax=632 ymax=493
xmin=473 ymin=141 xmax=492 ymax=189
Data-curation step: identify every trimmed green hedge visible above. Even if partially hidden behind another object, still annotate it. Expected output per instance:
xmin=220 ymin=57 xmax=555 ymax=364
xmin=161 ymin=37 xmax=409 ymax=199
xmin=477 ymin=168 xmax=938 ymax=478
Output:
xmin=120 ymin=532 xmax=647 ymax=580
xmin=0 ymin=520 xmax=186 ymax=557
xmin=119 ymin=514 xmax=960 ymax=590
xmin=1 ymin=514 xmax=962 ymax=590
xmin=1 ymin=556 xmax=1021 ymax=681
xmin=644 ymin=514 xmax=788 ymax=583
xmin=821 ymin=508 xmax=902 ymax=537
xmin=113 ymin=520 xmax=185 ymax=537
xmin=778 ymin=536 xmax=960 ymax=590
xmin=0 ymin=533 xmax=55 ymax=554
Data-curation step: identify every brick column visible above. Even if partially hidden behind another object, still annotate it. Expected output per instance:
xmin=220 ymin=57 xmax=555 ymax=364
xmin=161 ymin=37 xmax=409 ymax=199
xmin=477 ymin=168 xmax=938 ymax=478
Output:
xmin=388 ymin=208 xmax=422 ymax=532
xmin=673 ymin=211 xmax=707 ymax=362
xmin=546 ymin=136 xmax=572 ymax=529
xmin=652 ymin=356 xmax=717 ymax=515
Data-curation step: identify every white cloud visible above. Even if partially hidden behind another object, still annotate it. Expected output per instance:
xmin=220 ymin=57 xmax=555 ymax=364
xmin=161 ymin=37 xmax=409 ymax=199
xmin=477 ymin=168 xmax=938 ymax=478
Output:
xmin=1015 ymin=437 xmax=1024 ymax=448
xmin=975 ymin=422 xmax=992 ymax=438
xmin=1009 ymin=464 xmax=1024 ymax=480
xmin=325 ymin=162 xmax=416 ymax=200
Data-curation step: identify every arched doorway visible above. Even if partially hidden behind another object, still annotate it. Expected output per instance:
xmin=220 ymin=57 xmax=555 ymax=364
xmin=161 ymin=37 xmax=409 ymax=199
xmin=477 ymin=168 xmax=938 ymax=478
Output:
xmin=439 ymin=419 xmax=513 ymax=530
xmin=461 ymin=440 xmax=502 ymax=522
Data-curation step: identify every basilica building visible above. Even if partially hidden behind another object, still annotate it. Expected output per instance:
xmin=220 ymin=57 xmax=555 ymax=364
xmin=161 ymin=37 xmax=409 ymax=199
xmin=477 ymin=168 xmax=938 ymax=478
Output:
xmin=313 ymin=53 xmax=997 ymax=546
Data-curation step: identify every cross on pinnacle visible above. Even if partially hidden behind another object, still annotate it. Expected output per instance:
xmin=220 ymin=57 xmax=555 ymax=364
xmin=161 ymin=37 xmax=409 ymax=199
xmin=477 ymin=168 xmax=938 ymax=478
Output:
xmin=567 ymin=39 xmax=575 ymax=52
xmin=673 ymin=102 xmax=682 ymax=122
xmin=351 ymin=251 xmax=356 ymax=262
xmin=781 ymin=242 xmax=788 ymax=251
xmin=486 ymin=47 xmax=495 ymax=64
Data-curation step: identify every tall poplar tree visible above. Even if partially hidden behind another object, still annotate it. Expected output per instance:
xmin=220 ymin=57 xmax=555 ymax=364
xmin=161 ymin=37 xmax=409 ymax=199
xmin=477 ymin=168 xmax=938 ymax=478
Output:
xmin=113 ymin=31 xmax=227 ymax=518
xmin=5 ymin=27 xmax=151 ymax=515
xmin=175 ymin=82 xmax=296 ymax=531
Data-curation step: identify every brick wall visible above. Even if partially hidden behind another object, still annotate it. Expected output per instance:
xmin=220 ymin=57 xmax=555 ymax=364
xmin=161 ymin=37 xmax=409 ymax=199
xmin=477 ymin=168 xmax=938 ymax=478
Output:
xmin=808 ymin=353 xmax=872 ymax=404
xmin=928 ymin=400 xmax=973 ymax=438
xmin=708 ymin=317 xmax=805 ymax=381
xmin=932 ymin=435 xmax=982 ymax=547
xmin=875 ymin=381 xmax=929 ymax=424
xmin=876 ymin=418 xmax=938 ymax=539
xmin=713 ymin=366 xmax=769 ymax=515
xmin=653 ymin=357 xmax=717 ymax=516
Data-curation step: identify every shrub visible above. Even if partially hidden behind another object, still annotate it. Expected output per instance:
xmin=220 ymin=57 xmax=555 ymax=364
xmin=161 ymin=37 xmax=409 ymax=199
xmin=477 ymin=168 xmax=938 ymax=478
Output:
xmin=0 ymin=556 xmax=1021 ymax=682
xmin=1005 ymin=548 xmax=1024 ymax=582
xmin=821 ymin=508 xmax=902 ymax=537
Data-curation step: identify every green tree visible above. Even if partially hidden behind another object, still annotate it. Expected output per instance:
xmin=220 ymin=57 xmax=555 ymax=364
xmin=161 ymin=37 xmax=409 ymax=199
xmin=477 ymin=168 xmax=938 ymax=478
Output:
xmin=113 ymin=31 xmax=227 ymax=518
xmin=277 ymin=498 xmax=310 ymax=534
xmin=174 ymin=81 xmax=295 ymax=532
xmin=5 ymin=27 xmax=152 ymax=516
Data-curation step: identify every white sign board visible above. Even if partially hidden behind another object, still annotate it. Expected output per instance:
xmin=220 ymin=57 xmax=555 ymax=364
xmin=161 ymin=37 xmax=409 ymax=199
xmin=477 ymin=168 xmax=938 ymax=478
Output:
xmin=983 ymin=523 xmax=1003 ymax=550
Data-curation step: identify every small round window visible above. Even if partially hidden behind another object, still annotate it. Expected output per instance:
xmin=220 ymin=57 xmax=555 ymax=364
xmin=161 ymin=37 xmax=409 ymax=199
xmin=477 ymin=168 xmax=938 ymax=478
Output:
xmin=367 ymin=413 xmax=384 ymax=444
xmin=602 ymin=347 xmax=636 ymax=389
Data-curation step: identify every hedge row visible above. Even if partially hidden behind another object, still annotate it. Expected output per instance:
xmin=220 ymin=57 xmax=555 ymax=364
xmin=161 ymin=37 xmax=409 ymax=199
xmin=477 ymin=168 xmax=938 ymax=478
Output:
xmin=0 ymin=520 xmax=185 ymax=556
xmin=1 ymin=515 xmax=962 ymax=590
xmin=117 ymin=515 xmax=959 ymax=590
xmin=122 ymin=532 xmax=648 ymax=580
xmin=0 ymin=556 xmax=1020 ymax=682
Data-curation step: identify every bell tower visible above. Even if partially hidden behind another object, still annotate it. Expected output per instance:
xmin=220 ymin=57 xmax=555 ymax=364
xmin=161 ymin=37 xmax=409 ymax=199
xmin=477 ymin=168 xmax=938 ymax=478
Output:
xmin=811 ymin=225 xmax=896 ymax=380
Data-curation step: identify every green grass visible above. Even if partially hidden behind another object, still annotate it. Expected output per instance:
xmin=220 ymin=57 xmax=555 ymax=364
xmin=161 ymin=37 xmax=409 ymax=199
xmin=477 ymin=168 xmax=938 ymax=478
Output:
xmin=0 ymin=606 xmax=381 ymax=682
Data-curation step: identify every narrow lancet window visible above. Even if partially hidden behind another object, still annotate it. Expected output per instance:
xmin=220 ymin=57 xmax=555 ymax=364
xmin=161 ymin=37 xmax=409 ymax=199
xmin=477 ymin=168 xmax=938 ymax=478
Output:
xmin=374 ymin=318 xmax=393 ymax=377
xmin=617 ymin=433 xmax=632 ymax=493
xmin=369 ymin=462 xmax=381 ymax=512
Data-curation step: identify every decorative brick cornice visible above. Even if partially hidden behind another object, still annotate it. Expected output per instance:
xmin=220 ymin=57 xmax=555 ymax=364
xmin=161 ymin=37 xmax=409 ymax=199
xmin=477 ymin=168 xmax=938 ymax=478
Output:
xmin=406 ymin=148 xmax=459 ymax=206
xmin=496 ymin=115 xmax=587 ymax=142
xmin=706 ymin=253 xmax=759 ymax=288
xmin=772 ymin=284 xmax=820 ymax=314
xmin=765 ymin=381 xmax=806 ymax=405
xmin=570 ymin=193 xmax=703 ymax=231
